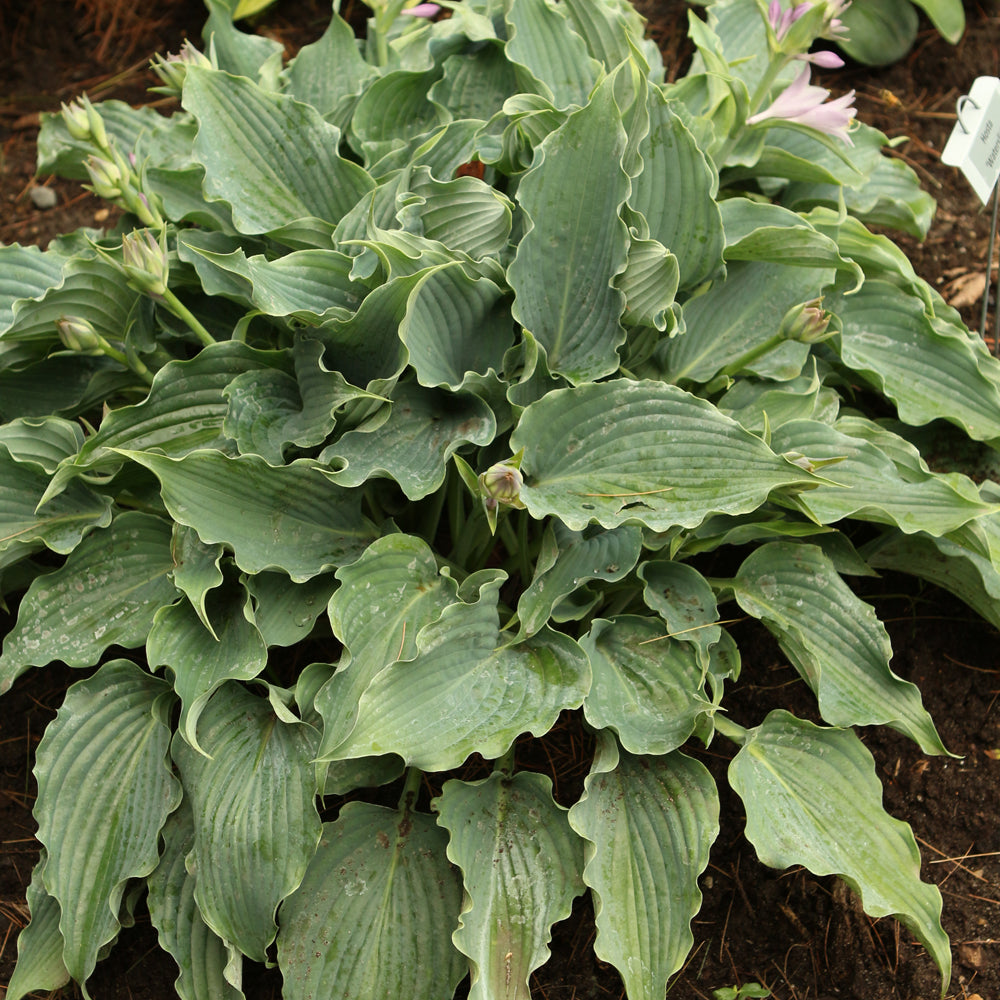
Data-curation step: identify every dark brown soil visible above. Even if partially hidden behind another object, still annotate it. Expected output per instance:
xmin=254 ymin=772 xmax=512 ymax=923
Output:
xmin=2 ymin=3 xmax=999 ymax=999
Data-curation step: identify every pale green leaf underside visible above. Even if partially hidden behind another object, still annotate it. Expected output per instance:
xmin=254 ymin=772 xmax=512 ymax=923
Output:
xmin=730 ymin=710 xmax=951 ymax=986
xmin=569 ymin=734 xmax=719 ymax=1000
xmin=512 ymin=379 xmax=813 ymax=531
xmin=278 ymin=803 xmax=466 ymax=1000
xmin=434 ymin=771 xmax=585 ymax=1000
xmin=733 ymin=541 xmax=947 ymax=754
xmin=34 ymin=661 xmax=180 ymax=989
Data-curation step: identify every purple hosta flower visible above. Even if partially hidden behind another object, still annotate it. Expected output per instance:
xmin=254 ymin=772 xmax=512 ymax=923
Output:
xmin=767 ymin=0 xmax=812 ymax=40
xmin=823 ymin=0 xmax=851 ymax=38
xmin=400 ymin=2 xmax=441 ymax=15
xmin=746 ymin=66 xmax=856 ymax=144
xmin=798 ymin=48 xmax=845 ymax=68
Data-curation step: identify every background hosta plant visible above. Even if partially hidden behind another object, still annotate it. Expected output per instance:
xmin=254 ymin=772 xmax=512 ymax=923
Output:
xmin=1 ymin=0 xmax=996 ymax=996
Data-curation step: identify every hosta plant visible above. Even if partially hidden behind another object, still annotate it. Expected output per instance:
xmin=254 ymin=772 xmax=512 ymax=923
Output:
xmin=3 ymin=0 xmax=998 ymax=996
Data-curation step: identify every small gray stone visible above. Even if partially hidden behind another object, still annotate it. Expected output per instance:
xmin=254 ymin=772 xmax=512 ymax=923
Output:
xmin=30 ymin=186 xmax=59 ymax=210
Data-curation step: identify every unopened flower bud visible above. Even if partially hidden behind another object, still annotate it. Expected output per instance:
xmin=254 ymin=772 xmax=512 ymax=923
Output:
xmin=150 ymin=41 xmax=214 ymax=96
xmin=121 ymin=229 xmax=169 ymax=298
xmin=56 ymin=315 xmax=104 ymax=354
xmin=778 ymin=298 xmax=834 ymax=344
xmin=84 ymin=154 xmax=126 ymax=199
xmin=480 ymin=462 xmax=524 ymax=505
xmin=61 ymin=100 xmax=92 ymax=141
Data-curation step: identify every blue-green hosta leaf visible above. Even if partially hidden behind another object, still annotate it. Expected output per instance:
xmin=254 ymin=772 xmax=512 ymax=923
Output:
xmin=561 ymin=0 xmax=662 ymax=77
xmin=568 ymin=734 xmax=719 ymax=1000
xmin=401 ymin=263 xmax=513 ymax=391
xmin=769 ymin=419 xmax=996 ymax=535
xmin=832 ymin=280 xmax=1000 ymax=443
xmin=182 ymin=66 xmax=375 ymax=239
xmin=638 ymin=559 xmax=721 ymax=665
xmin=278 ymin=803 xmax=465 ymax=1000
xmin=33 ymin=661 xmax=180 ymax=991
xmin=516 ymin=522 xmax=643 ymax=639
xmin=729 ymin=710 xmax=951 ymax=986
xmin=719 ymin=198 xmax=864 ymax=285
xmin=508 ymin=78 xmax=630 ymax=384
xmin=170 ymin=524 xmax=225 ymax=636
xmin=44 ymin=341 xmax=286 ymax=499
xmin=715 ymin=362 xmax=840 ymax=434
xmin=148 ymin=577 xmax=267 ymax=754
xmin=172 ymin=683 xmax=322 ymax=963
xmin=834 ymin=0 xmax=918 ymax=65
xmin=911 ymin=0 xmax=964 ymax=42
xmin=318 ymin=381 xmax=496 ymax=500
xmin=397 ymin=167 xmax=514 ymax=260
xmin=504 ymin=0 xmax=603 ymax=108
xmin=733 ymin=542 xmax=947 ymax=754
xmin=326 ymin=575 xmax=590 ymax=770
xmin=179 ymin=241 xmax=367 ymax=324
xmin=863 ymin=529 xmax=1000 ymax=632
xmin=429 ymin=43 xmax=520 ymax=121
xmin=352 ymin=68 xmax=446 ymax=149
xmin=0 ymin=512 xmax=178 ymax=693
xmin=657 ymin=261 xmax=832 ymax=383
xmin=5 ymin=855 xmax=71 ymax=1000
xmin=120 ymin=449 xmax=377 ymax=582
xmin=0 ymin=244 xmax=70 ymax=334
xmin=581 ymin=616 xmax=715 ymax=754
xmin=202 ymin=0 xmax=284 ymax=81
xmin=147 ymin=800 xmax=245 ymax=1000
xmin=281 ymin=12 xmax=377 ymax=117
xmin=434 ymin=772 xmax=585 ymax=1000
xmin=0 ymin=356 xmax=131 ymax=423
xmin=511 ymin=379 xmax=814 ymax=532
xmin=628 ymin=86 xmax=724 ymax=291
xmin=315 ymin=533 xmax=460 ymax=758
xmin=223 ymin=339 xmax=379 ymax=465
xmin=1 ymin=255 xmax=142 ymax=353
xmin=0 ymin=445 xmax=112 ymax=555
xmin=244 ymin=570 xmax=337 ymax=648
xmin=616 ymin=237 xmax=680 ymax=332
xmin=0 ymin=416 xmax=83 ymax=471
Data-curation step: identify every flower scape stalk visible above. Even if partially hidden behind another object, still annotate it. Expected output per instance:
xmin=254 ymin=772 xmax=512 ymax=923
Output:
xmin=1 ymin=0 xmax=995 ymax=996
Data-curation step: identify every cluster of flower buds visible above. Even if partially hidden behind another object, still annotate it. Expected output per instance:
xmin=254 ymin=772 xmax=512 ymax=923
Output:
xmin=477 ymin=453 xmax=527 ymax=533
xmin=149 ymin=40 xmax=215 ymax=98
xmin=60 ymin=96 xmax=164 ymax=227
xmin=777 ymin=297 xmax=838 ymax=344
xmin=120 ymin=229 xmax=170 ymax=299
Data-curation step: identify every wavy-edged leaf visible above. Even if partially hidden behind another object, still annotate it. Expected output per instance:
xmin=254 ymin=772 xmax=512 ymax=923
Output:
xmin=182 ymin=66 xmax=375 ymax=239
xmin=581 ymin=616 xmax=713 ymax=754
xmin=400 ymin=263 xmax=513 ymax=391
xmin=508 ymin=77 xmax=630 ymax=383
xmin=511 ymin=379 xmax=814 ymax=532
xmin=148 ymin=577 xmax=267 ymax=754
xmin=568 ymin=734 xmax=719 ymax=1000
xmin=147 ymin=800 xmax=245 ymax=1000
xmin=628 ymin=86 xmax=724 ymax=290
xmin=504 ymin=0 xmax=602 ymax=108
xmin=172 ymin=683 xmax=322 ymax=962
xmin=638 ymin=558 xmax=721 ymax=665
xmin=516 ymin=522 xmax=643 ymax=639
xmin=326 ymin=575 xmax=591 ymax=770
xmin=733 ymin=542 xmax=947 ymax=754
xmin=729 ymin=710 xmax=951 ymax=986
xmin=5 ymin=855 xmax=71 ymax=1000
xmin=715 ymin=362 xmax=839 ymax=434
xmin=278 ymin=803 xmax=465 ymax=1000
xmin=429 ymin=43 xmax=520 ymax=121
xmin=170 ymin=525 xmax=225 ymax=637
xmin=0 ymin=416 xmax=83 ymax=471
xmin=318 ymin=381 xmax=496 ymax=500
xmin=0 ymin=244 xmax=71 ymax=334
xmin=315 ymin=533 xmax=460 ymax=758
xmin=835 ymin=0 xmax=918 ymax=65
xmin=434 ymin=771 xmax=585 ymax=1000
xmin=351 ymin=68 xmax=446 ymax=147
xmin=120 ymin=449 xmax=377 ymax=582
xmin=833 ymin=280 xmax=1000 ymax=442
xmin=33 ymin=660 xmax=180 ymax=991
xmin=616 ymin=237 xmax=680 ymax=332
xmin=0 ymin=512 xmax=177 ymax=693
xmin=0 ymin=445 xmax=112 ymax=555
xmin=244 ymin=570 xmax=337 ymax=648
xmin=770 ymin=418 xmax=996 ymax=535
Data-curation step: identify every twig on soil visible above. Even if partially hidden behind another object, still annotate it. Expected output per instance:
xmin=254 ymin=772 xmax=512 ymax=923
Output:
xmin=918 ymin=837 xmax=989 ymax=884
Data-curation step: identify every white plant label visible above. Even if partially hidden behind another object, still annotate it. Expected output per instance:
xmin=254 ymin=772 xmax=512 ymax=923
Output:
xmin=942 ymin=75 xmax=1000 ymax=204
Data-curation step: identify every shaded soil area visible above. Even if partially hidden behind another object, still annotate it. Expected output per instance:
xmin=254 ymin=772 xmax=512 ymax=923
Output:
xmin=2 ymin=2 xmax=1000 ymax=999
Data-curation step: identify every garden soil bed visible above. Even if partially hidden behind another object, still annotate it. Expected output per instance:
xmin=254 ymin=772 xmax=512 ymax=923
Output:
xmin=2 ymin=2 xmax=999 ymax=998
